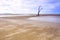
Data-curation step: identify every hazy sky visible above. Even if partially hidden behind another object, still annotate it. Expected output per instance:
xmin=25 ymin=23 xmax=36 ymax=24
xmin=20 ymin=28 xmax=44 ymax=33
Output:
xmin=0 ymin=0 xmax=60 ymax=14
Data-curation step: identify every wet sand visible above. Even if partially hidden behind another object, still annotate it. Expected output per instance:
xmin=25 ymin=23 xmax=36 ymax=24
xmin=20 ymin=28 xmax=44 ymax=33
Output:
xmin=0 ymin=16 xmax=60 ymax=40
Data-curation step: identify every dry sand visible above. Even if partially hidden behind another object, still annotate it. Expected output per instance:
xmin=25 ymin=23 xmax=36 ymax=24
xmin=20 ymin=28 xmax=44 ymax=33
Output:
xmin=0 ymin=16 xmax=60 ymax=40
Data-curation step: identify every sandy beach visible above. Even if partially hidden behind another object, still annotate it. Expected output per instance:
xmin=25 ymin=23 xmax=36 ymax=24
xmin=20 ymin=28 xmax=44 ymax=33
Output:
xmin=0 ymin=15 xmax=60 ymax=40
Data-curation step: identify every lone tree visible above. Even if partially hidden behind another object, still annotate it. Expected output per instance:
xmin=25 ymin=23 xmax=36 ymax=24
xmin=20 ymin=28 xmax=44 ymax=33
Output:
xmin=37 ymin=6 xmax=43 ymax=16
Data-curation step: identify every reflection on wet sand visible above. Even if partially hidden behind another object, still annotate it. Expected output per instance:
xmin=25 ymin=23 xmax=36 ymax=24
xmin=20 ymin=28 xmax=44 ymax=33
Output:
xmin=0 ymin=16 xmax=60 ymax=40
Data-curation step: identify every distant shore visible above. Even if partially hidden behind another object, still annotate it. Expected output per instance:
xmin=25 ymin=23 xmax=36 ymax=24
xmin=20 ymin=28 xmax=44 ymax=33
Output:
xmin=0 ymin=14 xmax=60 ymax=16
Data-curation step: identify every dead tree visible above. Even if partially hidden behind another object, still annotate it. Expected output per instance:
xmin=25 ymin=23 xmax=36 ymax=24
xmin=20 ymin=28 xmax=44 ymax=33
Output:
xmin=37 ymin=6 xmax=43 ymax=16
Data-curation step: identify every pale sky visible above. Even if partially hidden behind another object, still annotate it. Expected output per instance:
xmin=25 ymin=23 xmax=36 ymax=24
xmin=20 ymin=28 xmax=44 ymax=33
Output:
xmin=0 ymin=0 xmax=60 ymax=14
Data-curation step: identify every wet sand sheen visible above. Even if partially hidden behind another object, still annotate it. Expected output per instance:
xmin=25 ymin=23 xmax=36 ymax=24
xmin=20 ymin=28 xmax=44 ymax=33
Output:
xmin=0 ymin=16 xmax=60 ymax=40
xmin=28 ymin=16 xmax=60 ymax=23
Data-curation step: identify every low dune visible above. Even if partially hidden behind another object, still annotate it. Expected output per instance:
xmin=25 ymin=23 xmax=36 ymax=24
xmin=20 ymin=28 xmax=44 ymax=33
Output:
xmin=0 ymin=15 xmax=60 ymax=40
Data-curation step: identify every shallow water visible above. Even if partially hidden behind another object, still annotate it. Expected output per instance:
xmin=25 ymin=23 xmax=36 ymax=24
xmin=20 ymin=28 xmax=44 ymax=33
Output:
xmin=28 ymin=16 xmax=60 ymax=23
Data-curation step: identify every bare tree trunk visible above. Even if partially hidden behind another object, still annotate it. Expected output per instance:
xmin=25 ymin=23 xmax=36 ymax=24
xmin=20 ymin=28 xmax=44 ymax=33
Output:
xmin=37 ymin=10 xmax=40 ymax=16
xmin=37 ymin=6 xmax=42 ymax=16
